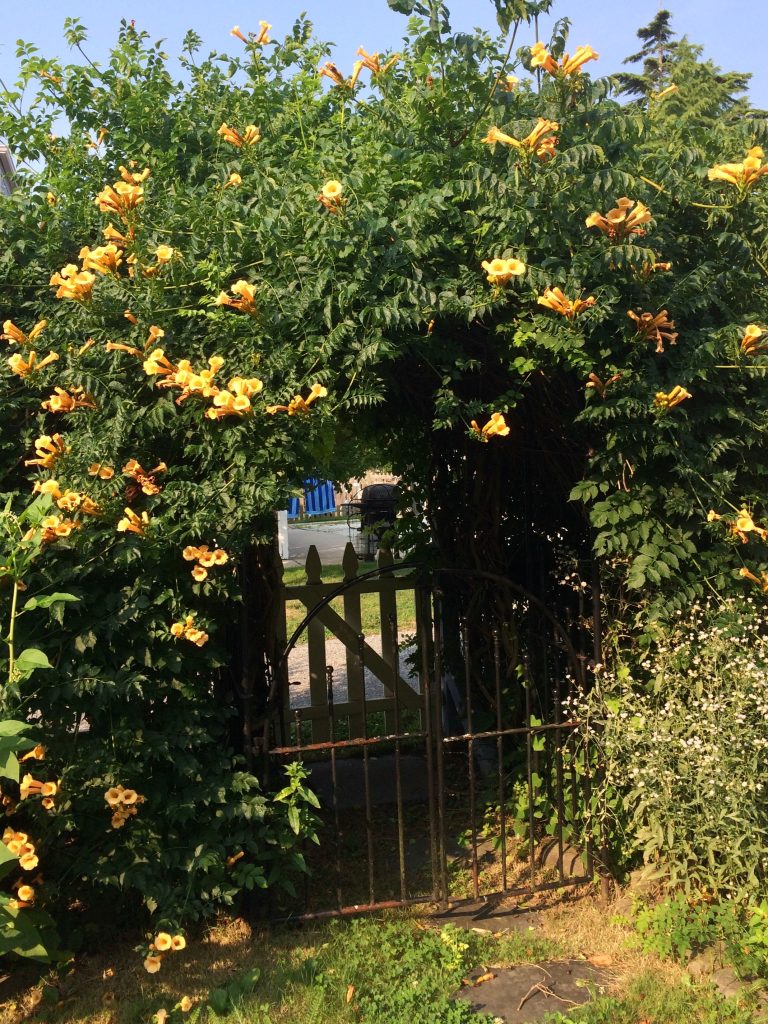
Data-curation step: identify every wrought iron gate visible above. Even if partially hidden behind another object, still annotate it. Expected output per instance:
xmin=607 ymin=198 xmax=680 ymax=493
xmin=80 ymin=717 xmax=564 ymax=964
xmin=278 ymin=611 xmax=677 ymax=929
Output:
xmin=266 ymin=546 xmax=598 ymax=921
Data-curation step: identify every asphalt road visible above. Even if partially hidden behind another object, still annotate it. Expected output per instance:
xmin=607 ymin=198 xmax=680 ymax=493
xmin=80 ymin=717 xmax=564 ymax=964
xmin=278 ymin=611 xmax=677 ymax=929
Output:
xmin=284 ymin=520 xmax=358 ymax=567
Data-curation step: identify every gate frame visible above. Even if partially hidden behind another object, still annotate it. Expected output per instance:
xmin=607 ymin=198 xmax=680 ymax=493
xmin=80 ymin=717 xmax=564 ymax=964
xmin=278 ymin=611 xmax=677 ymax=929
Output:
xmin=266 ymin=557 xmax=601 ymax=921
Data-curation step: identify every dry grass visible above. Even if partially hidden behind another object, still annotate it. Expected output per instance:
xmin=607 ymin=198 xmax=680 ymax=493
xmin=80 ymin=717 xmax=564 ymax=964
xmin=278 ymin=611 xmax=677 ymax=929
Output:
xmin=2 ymin=917 xmax=274 ymax=1024
xmin=533 ymin=889 xmax=688 ymax=990
xmin=0 ymin=889 xmax=690 ymax=1024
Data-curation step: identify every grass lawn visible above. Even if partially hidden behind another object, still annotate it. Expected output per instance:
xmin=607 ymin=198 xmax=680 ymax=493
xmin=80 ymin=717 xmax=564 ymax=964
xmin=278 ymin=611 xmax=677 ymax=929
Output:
xmin=282 ymin=562 xmax=418 ymax=643
xmin=4 ymin=898 xmax=761 ymax=1024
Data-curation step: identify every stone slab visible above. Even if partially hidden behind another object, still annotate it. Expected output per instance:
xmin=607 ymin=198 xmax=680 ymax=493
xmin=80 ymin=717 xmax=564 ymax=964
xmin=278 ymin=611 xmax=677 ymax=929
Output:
xmin=432 ymin=902 xmax=542 ymax=935
xmin=455 ymin=961 xmax=610 ymax=1023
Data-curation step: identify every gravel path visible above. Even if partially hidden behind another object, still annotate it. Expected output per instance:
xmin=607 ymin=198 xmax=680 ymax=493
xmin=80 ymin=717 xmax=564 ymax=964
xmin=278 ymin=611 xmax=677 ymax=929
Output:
xmin=287 ymin=634 xmax=420 ymax=708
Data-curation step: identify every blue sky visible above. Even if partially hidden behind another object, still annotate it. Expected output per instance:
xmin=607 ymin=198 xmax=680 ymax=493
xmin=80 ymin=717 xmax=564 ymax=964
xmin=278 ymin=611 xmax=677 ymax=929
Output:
xmin=1 ymin=0 xmax=765 ymax=107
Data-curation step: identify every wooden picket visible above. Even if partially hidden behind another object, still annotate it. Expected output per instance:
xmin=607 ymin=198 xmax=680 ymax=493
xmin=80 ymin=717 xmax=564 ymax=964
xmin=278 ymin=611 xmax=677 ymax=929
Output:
xmin=279 ymin=542 xmax=422 ymax=742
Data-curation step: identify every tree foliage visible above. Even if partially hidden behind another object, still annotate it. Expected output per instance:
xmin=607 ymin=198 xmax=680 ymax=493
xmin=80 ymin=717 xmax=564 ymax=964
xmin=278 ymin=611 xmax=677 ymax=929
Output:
xmin=0 ymin=2 xmax=767 ymax=947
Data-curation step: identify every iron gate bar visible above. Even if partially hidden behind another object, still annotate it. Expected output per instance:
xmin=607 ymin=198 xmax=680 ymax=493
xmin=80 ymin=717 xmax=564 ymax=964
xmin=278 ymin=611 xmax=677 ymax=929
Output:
xmin=418 ymin=583 xmax=441 ymax=904
xmin=524 ymin=655 xmax=536 ymax=891
xmin=326 ymin=665 xmax=343 ymax=911
xmin=554 ymin=656 xmax=566 ymax=884
xmin=389 ymin=612 xmax=408 ymax=902
xmin=461 ymin=617 xmax=480 ymax=902
xmin=270 ymin=719 xmax=579 ymax=757
xmin=269 ymin=731 xmax=428 ymax=756
xmin=432 ymin=587 xmax=449 ymax=908
xmin=356 ymin=633 xmax=376 ymax=907
xmin=430 ymin=721 xmax=582 ymax=744
xmin=492 ymin=628 xmax=508 ymax=893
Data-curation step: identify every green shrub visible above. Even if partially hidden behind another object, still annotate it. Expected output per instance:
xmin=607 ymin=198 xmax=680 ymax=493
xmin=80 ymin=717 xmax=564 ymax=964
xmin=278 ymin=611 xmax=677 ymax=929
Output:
xmin=578 ymin=601 xmax=768 ymax=900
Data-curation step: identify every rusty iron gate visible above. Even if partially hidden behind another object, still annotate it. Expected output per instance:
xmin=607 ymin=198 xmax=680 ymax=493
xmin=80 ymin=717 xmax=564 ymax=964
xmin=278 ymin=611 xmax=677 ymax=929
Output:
xmin=266 ymin=552 xmax=599 ymax=921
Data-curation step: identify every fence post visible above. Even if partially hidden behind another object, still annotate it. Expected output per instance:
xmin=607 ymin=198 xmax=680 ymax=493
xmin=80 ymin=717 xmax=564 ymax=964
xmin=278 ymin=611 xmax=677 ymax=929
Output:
xmin=377 ymin=545 xmax=398 ymax=734
xmin=305 ymin=545 xmax=329 ymax=742
xmin=342 ymin=543 xmax=365 ymax=737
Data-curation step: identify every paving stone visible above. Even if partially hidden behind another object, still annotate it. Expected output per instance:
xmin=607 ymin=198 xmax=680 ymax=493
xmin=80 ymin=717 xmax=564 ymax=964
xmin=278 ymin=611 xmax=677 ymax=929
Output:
xmin=431 ymin=901 xmax=542 ymax=934
xmin=687 ymin=942 xmax=727 ymax=980
xmin=455 ymin=960 xmax=610 ymax=1023
xmin=711 ymin=966 xmax=745 ymax=1000
xmin=537 ymin=838 xmax=587 ymax=880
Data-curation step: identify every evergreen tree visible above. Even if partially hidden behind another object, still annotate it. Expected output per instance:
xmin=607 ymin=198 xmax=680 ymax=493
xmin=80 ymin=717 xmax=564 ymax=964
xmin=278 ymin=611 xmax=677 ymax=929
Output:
xmin=617 ymin=10 xmax=756 ymax=125
xmin=616 ymin=9 xmax=677 ymax=98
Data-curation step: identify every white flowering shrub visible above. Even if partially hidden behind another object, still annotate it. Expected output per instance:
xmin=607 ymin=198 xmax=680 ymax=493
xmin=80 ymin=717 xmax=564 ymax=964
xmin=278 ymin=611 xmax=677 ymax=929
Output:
xmin=579 ymin=601 xmax=768 ymax=899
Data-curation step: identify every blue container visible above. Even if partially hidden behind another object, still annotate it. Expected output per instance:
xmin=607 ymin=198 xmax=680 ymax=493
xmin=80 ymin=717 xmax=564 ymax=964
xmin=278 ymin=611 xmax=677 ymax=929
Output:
xmin=303 ymin=479 xmax=336 ymax=516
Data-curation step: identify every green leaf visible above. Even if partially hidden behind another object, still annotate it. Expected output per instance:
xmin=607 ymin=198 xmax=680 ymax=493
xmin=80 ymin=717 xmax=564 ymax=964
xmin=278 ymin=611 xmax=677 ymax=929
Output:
xmin=0 ymin=721 xmax=31 ymax=738
xmin=287 ymin=804 xmax=300 ymax=834
xmin=14 ymin=649 xmax=52 ymax=676
xmin=0 ymin=748 xmax=20 ymax=783
xmin=23 ymin=592 xmax=79 ymax=611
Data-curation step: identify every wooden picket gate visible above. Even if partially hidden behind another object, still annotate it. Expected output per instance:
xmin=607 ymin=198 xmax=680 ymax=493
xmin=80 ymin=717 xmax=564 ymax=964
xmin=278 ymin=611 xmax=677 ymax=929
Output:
xmin=275 ymin=542 xmax=423 ymax=743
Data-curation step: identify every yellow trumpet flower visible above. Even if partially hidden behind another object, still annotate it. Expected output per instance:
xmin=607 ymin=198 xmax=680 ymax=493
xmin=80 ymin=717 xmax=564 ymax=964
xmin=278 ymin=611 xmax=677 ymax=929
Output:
xmin=41 ymin=386 xmax=96 ymax=413
xmin=118 ymin=165 xmax=150 ymax=185
xmin=585 ymin=197 xmax=651 ymax=241
xmin=266 ymin=383 xmax=328 ymax=415
xmin=50 ymin=264 xmax=96 ymax=301
xmin=217 ymin=123 xmax=260 ymax=148
xmin=123 ymin=459 xmax=167 ymax=496
xmin=349 ymin=60 xmax=365 ymax=88
xmin=586 ymin=372 xmax=622 ymax=399
xmin=470 ymin=413 xmax=510 ymax=442
xmin=7 ymin=350 xmax=59 ymax=378
xmin=482 ymin=119 xmax=559 ymax=161
xmin=318 ymin=62 xmax=346 ymax=87
xmin=530 ymin=41 xmax=598 ymax=77
xmin=170 ymin=614 xmax=209 ymax=646
xmin=356 ymin=47 xmax=400 ymax=75
xmin=537 ymin=287 xmax=595 ymax=320
xmin=116 ymin=508 xmax=150 ymax=536
xmin=652 ymin=83 xmax=678 ymax=100
xmin=25 ymin=434 xmax=69 ymax=469
xmin=79 ymin=244 xmax=123 ymax=275
xmin=103 ymin=223 xmax=132 ymax=245
xmin=1 ymin=319 xmax=47 ymax=345
xmin=740 ymin=324 xmax=767 ymax=355
xmin=627 ymin=309 xmax=678 ymax=354
xmin=481 ymin=257 xmax=526 ymax=286
xmin=39 ymin=515 xmax=81 ymax=544
xmin=215 ymin=280 xmax=258 ymax=315
xmin=740 ymin=566 xmax=768 ymax=592
xmin=154 ymin=245 xmax=174 ymax=264
xmin=708 ymin=146 xmax=768 ymax=192
xmin=95 ymin=180 xmax=145 ymax=218
xmin=530 ymin=41 xmax=558 ymax=75
xmin=654 ymin=386 xmax=691 ymax=410
xmin=317 ymin=179 xmax=344 ymax=212
xmin=106 ymin=341 xmax=143 ymax=359
xmin=143 ymin=348 xmax=178 ymax=378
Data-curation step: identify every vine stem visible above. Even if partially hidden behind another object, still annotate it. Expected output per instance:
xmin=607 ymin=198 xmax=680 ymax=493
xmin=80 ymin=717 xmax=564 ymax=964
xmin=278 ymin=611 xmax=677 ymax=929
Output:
xmin=7 ymin=580 xmax=19 ymax=687
xmin=449 ymin=19 xmax=521 ymax=148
